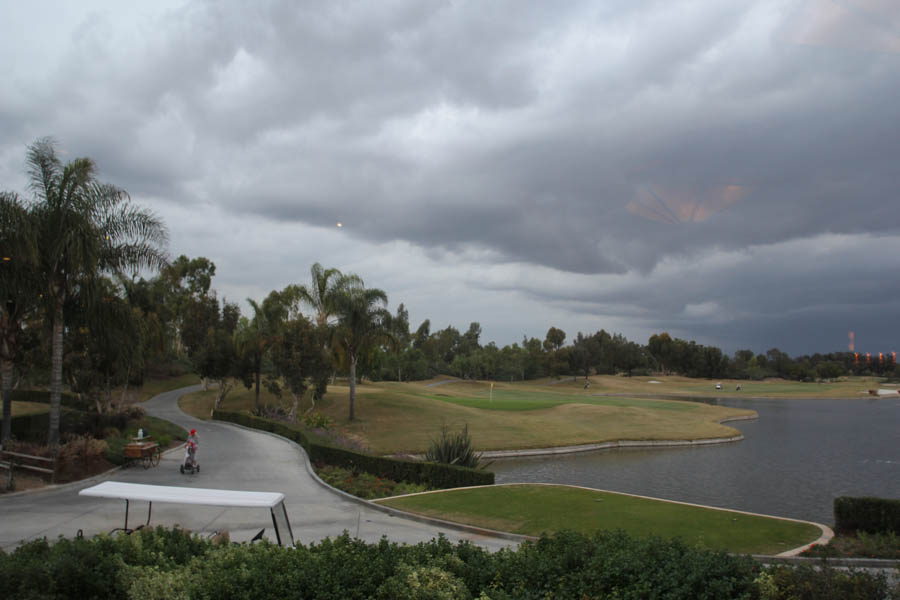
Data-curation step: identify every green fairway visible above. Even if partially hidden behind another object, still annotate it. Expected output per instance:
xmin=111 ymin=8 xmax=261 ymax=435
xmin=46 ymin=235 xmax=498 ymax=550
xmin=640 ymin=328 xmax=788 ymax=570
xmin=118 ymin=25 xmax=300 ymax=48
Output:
xmin=378 ymin=484 xmax=823 ymax=555
xmin=185 ymin=379 xmax=755 ymax=454
xmin=427 ymin=387 xmax=698 ymax=412
xmin=185 ymin=374 xmax=886 ymax=454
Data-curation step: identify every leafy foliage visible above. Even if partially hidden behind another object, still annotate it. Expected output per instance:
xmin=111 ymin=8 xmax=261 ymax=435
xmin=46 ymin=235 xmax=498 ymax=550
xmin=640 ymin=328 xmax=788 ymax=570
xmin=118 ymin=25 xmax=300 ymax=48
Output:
xmin=332 ymin=280 xmax=393 ymax=421
xmin=17 ymin=138 xmax=168 ymax=447
xmin=315 ymin=464 xmax=430 ymax=499
xmin=10 ymin=528 xmax=890 ymax=600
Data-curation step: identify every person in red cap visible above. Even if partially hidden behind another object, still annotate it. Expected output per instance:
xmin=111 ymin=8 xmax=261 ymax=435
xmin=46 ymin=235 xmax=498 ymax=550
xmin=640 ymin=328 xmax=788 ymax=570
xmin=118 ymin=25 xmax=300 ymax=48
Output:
xmin=182 ymin=428 xmax=199 ymax=473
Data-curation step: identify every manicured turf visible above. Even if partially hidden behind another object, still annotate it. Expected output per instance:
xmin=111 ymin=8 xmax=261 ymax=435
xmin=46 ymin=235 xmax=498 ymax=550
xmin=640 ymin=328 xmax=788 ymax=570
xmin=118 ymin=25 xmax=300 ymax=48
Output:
xmin=426 ymin=387 xmax=697 ymax=412
xmin=182 ymin=375 xmax=888 ymax=453
xmin=183 ymin=379 xmax=755 ymax=454
xmin=378 ymin=484 xmax=823 ymax=555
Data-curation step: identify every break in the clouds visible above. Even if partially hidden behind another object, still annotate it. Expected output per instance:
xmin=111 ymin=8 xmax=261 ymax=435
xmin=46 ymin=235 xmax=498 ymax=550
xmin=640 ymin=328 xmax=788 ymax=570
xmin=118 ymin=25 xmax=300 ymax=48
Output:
xmin=2 ymin=0 xmax=899 ymax=356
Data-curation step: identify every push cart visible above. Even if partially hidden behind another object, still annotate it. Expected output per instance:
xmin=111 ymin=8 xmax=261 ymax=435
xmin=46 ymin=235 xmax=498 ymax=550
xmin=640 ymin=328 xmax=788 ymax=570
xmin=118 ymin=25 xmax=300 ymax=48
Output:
xmin=124 ymin=438 xmax=161 ymax=469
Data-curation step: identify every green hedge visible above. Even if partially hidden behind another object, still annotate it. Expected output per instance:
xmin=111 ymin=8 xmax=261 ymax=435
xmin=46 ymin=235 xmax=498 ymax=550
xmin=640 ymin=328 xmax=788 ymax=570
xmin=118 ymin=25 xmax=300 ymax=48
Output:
xmin=834 ymin=496 xmax=900 ymax=535
xmin=10 ymin=409 xmax=134 ymax=443
xmin=213 ymin=410 xmax=494 ymax=489
xmin=4 ymin=526 xmax=897 ymax=599
xmin=0 ymin=528 xmax=772 ymax=600
xmin=9 ymin=411 xmax=54 ymax=441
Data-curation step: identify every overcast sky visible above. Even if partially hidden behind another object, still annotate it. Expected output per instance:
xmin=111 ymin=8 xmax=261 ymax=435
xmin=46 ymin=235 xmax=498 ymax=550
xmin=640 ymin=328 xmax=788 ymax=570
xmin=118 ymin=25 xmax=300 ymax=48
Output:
xmin=2 ymin=0 xmax=899 ymax=356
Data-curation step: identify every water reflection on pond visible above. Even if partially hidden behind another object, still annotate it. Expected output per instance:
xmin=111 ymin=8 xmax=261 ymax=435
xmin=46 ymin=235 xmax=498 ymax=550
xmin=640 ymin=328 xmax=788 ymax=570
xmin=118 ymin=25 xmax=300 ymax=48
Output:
xmin=490 ymin=396 xmax=900 ymax=524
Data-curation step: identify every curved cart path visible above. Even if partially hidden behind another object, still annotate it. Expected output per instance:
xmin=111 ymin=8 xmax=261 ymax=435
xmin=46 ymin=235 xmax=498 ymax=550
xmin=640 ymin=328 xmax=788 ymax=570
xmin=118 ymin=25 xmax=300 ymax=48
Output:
xmin=0 ymin=386 xmax=516 ymax=551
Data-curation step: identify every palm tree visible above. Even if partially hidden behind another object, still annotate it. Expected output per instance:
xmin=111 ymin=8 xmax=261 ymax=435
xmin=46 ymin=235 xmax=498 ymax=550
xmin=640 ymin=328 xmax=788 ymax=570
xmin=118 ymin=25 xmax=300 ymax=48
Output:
xmin=297 ymin=263 xmax=361 ymax=328
xmin=332 ymin=283 xmax=393 ymax=421
xmin=239 ymin=290 xmax=291 ymax=414
xmin=0 ymin=192 xmax=41 ymax=445
xmin=25 ymin=138 xmax=168 ymax=447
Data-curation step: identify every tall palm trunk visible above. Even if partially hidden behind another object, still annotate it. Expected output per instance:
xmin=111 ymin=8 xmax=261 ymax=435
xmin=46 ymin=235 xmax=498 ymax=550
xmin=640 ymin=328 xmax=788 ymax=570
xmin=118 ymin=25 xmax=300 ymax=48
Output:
xmin=1 ymin=360 xmax=13 ymax=445
xmin=348 ymin=353 xmax=357 ymax=421
xmin=48 ymin=301 xmax=64 ymax=448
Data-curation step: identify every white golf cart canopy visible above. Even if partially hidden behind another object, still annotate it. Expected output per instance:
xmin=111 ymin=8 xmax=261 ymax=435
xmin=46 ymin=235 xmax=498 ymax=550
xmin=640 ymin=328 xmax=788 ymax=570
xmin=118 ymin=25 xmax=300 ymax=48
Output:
xmin=79 ymin=481 xmax=294 ymax=546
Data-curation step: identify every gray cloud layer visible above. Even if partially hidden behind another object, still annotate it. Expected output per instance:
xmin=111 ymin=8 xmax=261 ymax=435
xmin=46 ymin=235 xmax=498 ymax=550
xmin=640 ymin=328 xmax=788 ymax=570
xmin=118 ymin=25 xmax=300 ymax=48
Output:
xmin=2 ymin=0 xmax=898 ymax=355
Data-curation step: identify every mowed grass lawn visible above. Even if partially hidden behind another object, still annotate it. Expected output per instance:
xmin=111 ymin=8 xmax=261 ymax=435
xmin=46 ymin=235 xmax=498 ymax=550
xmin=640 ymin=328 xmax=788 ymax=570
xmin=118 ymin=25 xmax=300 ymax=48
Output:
xmin=378 ymin=484 xmax=823 ymax=555
xmin=184 ymin=378 xmax=756 ymax=454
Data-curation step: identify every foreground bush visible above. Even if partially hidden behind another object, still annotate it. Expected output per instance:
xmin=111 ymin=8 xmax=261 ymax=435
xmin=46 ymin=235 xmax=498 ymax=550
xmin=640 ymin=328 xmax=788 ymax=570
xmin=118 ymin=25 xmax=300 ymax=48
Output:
xmin=4 ymin=528 xmax=896 ymax=599
xmin=0 ymin=528 xmax=753 ymax=600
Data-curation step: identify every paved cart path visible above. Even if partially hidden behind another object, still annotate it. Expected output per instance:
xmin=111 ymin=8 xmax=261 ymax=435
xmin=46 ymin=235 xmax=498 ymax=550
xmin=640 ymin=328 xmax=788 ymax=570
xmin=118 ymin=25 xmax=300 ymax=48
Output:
xmin=0 ymin=386 xmax=515 ymax=551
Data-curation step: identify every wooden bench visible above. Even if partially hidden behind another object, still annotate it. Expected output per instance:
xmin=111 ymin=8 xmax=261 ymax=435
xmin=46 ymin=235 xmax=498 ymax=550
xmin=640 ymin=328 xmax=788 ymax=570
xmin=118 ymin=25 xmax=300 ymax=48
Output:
xmin=0 ymin=449 xmax=57 ymax=490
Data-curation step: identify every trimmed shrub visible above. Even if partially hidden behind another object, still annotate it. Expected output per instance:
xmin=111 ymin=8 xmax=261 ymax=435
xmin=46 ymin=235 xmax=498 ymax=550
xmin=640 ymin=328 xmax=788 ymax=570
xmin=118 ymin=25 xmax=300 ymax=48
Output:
xmin=10 ymin=410 xmax=56 ymax=441
xmin=1 ymin=529 xmax=770 ymax=600
xmin=0 ymin=527 xmax=215 ymax=600
xmin=763 ymin=564 xmax=896 ymax=600
xmin=315 ymin=465 xmax=429 ymax=499
xmin=213 ymin=410 xmax=494 ymax=489
xmin=834 ymin=496 xmax=900 ymax=535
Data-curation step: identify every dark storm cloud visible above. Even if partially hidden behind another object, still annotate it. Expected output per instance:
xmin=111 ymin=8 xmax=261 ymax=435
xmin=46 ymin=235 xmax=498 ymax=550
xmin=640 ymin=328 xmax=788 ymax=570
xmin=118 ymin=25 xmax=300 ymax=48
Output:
xmin=2 ymin=0 xmax=899 ymax=354
xmin=178 ymin=0 xmax=900 ymax=276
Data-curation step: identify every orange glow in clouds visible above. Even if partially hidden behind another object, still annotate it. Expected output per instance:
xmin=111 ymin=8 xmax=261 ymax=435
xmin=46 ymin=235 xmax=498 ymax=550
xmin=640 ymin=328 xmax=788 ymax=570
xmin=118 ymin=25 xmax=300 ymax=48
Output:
xmin=627 ymin=184 xmax=749 ymax=224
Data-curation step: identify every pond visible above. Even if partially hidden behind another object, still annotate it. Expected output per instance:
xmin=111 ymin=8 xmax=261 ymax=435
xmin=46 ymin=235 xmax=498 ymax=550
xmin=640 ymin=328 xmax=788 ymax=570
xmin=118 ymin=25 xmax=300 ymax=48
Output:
xmin=490 ymin=396 xmax=900 ymax=525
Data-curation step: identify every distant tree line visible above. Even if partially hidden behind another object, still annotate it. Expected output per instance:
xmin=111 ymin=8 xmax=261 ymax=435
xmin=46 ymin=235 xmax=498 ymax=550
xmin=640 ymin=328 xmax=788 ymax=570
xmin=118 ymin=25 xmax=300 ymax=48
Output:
xmin=368 ymin=325 xmax=897 ymax=384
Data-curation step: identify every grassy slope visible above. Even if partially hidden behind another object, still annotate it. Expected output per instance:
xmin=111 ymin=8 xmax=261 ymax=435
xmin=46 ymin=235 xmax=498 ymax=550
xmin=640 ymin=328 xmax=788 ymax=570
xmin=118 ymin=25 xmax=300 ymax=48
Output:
xmin=378 ymin=484 xmax=822 ymax=555
xmin=180 ymin=375 xmax=888 ymax=454
xmin=183 ymin=378 xmax=757 ymax=454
